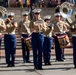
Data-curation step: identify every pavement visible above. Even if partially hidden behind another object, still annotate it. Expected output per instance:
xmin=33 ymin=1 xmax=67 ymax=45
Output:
xmin=0 ymin=55 xmax=76 ymax=75
xmin=0 ymin=48 xmax=73 ymax=57
xmin=0 ymin=48 xmax=76 ymax=75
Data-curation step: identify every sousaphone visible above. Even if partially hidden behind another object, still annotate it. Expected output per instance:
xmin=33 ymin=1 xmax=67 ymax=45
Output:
xmin=60 ymin=2 xmax=74 ymax=18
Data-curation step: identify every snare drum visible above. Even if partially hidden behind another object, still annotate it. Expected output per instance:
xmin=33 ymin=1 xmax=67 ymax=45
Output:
xmin=24 ymin=36 xmax=32 ymax=49
xmin=57 ymin=34 xmax=71 ymax=48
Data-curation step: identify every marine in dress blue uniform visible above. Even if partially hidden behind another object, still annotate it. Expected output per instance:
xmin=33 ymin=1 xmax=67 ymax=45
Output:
xmin=4 ymin=12 xmax=18 ymax=67
xmin=53 ymin=13 xmax=69 ymax=61
xmin=18 ymin=11 xmax=31 ymax=63
xmin=29 ymin=9 xmax=44 ymax=70
xmin=43 ymin=15 xmax=53 ymax=65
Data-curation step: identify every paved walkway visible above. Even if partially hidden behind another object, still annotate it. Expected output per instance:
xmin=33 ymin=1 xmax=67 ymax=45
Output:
xmin=0 ymin=48 xmax=73 ymax=57
xmin=0 ymin=48 xmax=76 ymax=75
xmin=0 ymin=55 xmax=76 ymax=75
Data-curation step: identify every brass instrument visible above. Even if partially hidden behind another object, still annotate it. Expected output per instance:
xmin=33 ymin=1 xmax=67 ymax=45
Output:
xmin=60 ymin=2 xmax=74 ymax=18
xmin=0 ymin=6 xmax=7 ymax=18
xmin=58 ymin=2 xmax=76 ymax=33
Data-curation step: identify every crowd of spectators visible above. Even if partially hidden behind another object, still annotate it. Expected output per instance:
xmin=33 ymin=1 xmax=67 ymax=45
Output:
xmin=0 ymin=0 xmax=76 ymax=8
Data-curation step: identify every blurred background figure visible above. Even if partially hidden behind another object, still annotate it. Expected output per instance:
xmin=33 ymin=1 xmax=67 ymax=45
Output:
xmin=61 ymin=0 xmax=66 ymax=3
xmin=0 ymin=0 xmax=4 ymax=6
xmin=3 ymin=0 xmax=8 ymax=7
xmin=43 ymin=15 xmax=53 ymax=65
xmin=30 ymin=0 xmax=38 ymax=7
xmin=0 ymin=11 xmax=6 ymax=62
xmin=18 ymin=11 xmax=31 ymax=63
xmin=29 ymin=3 xmax=36 ymax=20
xmin=38 ymin=0 xmax=45 ymax=8
xmin=67 ymin=0 xmax=75 ymax=4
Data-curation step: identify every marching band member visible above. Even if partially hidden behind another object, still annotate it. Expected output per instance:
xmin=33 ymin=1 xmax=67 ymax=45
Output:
xmin=53 ymin=13 xmax=69 ymax=61
xmin=29 ymin=9 xmax=45 ymax=70
xmin=4 ymin=12 xmax=18 ymax=67
xmin=0 ymin=12 xmax=6 ymax=61
xmin=72 ymin=12 xmax=76 ymax=68
xmin=43 ymin=15 xmax=53 ymax=65
xmin=18 ymin=11 xmax=31 ymax=63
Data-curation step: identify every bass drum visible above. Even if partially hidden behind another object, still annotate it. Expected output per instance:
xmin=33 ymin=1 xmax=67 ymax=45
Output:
xmin=24 ymin=36 xmax=32 ymax=50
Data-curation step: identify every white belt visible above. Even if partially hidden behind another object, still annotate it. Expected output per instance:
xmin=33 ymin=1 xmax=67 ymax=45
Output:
xmin=54 ymin=32 xmax=66 ymax=34
xmin=21 ymin=32 xmax=27 ymax=34
xmin=44 ymin=35 xmax=52 ymax=37
xmin=5 ymin=32 xmax=15 ymax=35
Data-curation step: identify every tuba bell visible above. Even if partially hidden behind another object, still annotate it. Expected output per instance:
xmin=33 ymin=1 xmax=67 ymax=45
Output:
xmin=60 ymin=2 xmax=74 ymax=18
xmin=55 ymin=2 xmax=76 ymax=29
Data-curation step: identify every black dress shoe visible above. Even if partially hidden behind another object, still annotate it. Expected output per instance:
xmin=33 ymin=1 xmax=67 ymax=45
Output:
xmin=10 ymin=64 xmax=15 ymax=67
xmin=34 ymin=67 xmax=38 ymax=70
xmin=37 ymin=67 xmax=43 ymax=70
xmin=62 ymin=57 xmax=66 ymax=60
xmin=58 ymin=59 xmax=64 ymax=62
xmin=23 ymin=60 xmax=26 ymax=63
xmin=44 ymin=63 xmax=48 ymax=66
xmin=26 ymin=60 xmax=31 ymax=63
xmin=7 ymin=64 xmax=11 ymax=67
xmin=74 ymin=65 xmax=76 ymax=68
xmin=48 ymin=62 xmax=51 ymax=65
